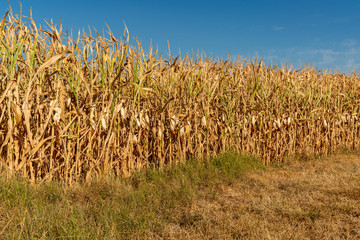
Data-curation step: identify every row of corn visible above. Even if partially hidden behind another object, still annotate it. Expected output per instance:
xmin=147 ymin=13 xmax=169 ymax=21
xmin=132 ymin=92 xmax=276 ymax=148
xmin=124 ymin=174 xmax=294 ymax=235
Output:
xmin=0 ymin=9 xmax=359 ymax=184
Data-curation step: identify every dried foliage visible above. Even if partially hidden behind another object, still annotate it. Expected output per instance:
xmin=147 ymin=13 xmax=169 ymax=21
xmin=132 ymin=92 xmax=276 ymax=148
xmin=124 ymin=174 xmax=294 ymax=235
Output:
xmin=1 ymin=8 xmax=360 ymax=184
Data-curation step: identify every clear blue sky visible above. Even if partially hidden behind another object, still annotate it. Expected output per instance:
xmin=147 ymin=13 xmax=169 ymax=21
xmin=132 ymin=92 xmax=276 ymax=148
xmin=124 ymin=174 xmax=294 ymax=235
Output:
xmin=2 ymin=0 xmax=360 ymax=73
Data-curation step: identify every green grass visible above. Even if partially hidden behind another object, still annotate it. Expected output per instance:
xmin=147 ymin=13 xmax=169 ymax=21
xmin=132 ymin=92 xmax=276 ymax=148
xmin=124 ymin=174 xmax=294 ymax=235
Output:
xmin=0 ymin=152 xmax=263 ymax=239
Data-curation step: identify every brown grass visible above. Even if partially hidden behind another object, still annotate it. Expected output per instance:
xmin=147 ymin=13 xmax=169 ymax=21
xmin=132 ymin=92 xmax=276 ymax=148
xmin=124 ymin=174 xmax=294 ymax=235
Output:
xmin=0 ymin=151 xmax=358 ymax=239
xmin=161 ymin=153 xmax=360 ymax=239
xmin=1 ymin=5 xmax=360 ymax=184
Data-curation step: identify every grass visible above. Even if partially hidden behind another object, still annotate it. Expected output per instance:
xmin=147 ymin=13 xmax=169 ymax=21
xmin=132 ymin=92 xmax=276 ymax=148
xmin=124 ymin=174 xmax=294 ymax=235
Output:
xmin=0 ymin=152 xmax=262 ymax=239
xmin=1 ymin=151 xmax=359 ymax=239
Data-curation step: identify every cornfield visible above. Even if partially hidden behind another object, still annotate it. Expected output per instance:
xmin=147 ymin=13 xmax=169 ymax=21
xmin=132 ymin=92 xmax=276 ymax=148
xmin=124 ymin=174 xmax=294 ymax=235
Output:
xmin=1 ymin=8 xmax=360 ymax=184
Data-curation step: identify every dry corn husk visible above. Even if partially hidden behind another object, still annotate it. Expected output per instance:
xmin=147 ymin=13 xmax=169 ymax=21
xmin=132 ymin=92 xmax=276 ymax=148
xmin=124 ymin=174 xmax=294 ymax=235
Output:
xmin=201 ymin=116 xmax=207 ymax=128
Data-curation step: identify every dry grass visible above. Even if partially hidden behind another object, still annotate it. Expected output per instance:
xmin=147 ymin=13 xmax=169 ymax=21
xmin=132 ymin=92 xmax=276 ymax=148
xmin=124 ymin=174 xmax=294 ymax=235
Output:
xmin=162 ymin=153 xmax=360 ymax=239
xmin=1 ymin=5 xmax=360 ymax=183
xmin=0 ymin=152 xmax=262 ymax=239
xmin=0 ymin=151 xmax=357 ymax=239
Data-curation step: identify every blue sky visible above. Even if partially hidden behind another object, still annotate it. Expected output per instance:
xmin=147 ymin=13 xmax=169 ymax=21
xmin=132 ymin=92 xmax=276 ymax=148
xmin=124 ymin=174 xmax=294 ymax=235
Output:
xmin=1 ymin=0 xmax=360 ymax=73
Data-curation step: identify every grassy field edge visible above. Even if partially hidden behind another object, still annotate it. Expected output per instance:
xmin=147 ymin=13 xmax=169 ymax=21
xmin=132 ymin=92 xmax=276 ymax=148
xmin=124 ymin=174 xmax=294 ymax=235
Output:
xmin=1 ymin=150 xmax=359 ymax=239
xmin=0 ymin=151 xmax=263 ymax=239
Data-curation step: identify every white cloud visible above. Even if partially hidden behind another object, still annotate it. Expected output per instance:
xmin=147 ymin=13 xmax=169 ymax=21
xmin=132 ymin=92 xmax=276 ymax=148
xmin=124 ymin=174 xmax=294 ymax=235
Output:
xmin=303 ymin=49 xmax=339 ymax=65
xmin=260 ymin=42 xmax=360 ymax=74
xmin=342 ymin=39 xmax=357 ymax=47
xmin=272 ymin=25 xmax=285 ymax=31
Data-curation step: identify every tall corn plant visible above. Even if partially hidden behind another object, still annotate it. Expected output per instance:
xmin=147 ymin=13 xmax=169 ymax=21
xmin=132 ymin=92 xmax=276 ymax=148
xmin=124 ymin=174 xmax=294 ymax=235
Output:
xmin=1 ymin=6 xmax=360 ymax=184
